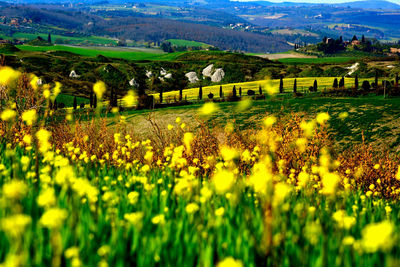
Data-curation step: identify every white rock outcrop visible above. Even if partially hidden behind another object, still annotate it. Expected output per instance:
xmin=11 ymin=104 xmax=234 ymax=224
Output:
xmin=185 ymin=72 xmax=199 ymax=83
xmin=211 ymin=68 xmax=225 ymax=82
xmin=146 ymin=70 xmax=153 ymax=78
xmin=164 ymin=73 xmax=172 ymax=79
xmin=160 ymin=68 xmax=167 ymax=76
xmin=69 ymin=70 xmax=80 ymax=78
xmin=202 ymin=64 xmax=214 ymax=78
xmin=346 ymin=63 xmax=359 ymax=76
xmin=129 ymin=78 xmax=139 ymax=87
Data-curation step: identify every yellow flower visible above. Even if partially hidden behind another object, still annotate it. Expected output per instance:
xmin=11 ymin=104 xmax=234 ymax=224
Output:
xmin=396 ymin=166 xmax=400 ymax=181
xmin=122 ymin=90 xmax=136 ymax=107
xmin=183 ymin=132 xmax=194 ymax=153
xmin=93 ymin=81 xmax=106 ymax=99
xmin=300 ymin=120 xmax=316 ymax=137
xmin=52 ymin=82 xmax=62 ymax=100
xmin=39 ymin=208 xmax=68 ymax=229
xmin=3 ymin=180 xmax=28 ymax=200
xmin=321 ymin=172 xmax=340 ymax=195
xmin=220 ymin=146 xmax=239 ymax=162
xmin=1 ymin=109 xmax=17 ymax=121
xmin=361 ymin=221 xmax=394 ymax=253
xmin=316 ymin=112 xmax=330 ymax=125
xmin=199 ymin=102 xmax=218 ymax=116
xmin=124 ymin=212 xmax=144 ymax=227
xmin=263 ymin=116 xmax=277 ymax=128
xmin=185 ymin=203 xmax=200 ymax=214
xmin=37 ymin=188 xmax=56 ymax=208
xmin=36 ymin=128 xmax=52 ymax=153
xmin=212 ymin=170 xmax=235 ymax=194
xmin=29 ymin=74 xmax=40 ymax=90
xmin=22 ymin=109 xmax=37 ymax=126
xmin=339 ymin=112 xmax=349 ymax=119
xmin=167 ymin=124 xmax=174 ymax=131
xmin=273 ymin=183 xmax=292 ymax=206
xmin=332 ymin=210 xmax=356 ymax=229
xmin=43 ymin=88 xmax=51 ymax=99
xmin=22 ymin=134 xmax=32 ymax=145
xmin=215 ymin=207 xmax=225 ymax=216
xmin=248 ymin=162 xmax=273 ymax=195
xmin=236 ymin=99 xmax=252 ymax=112
xmin=217 ymin=257 xmax=243 ymax=267
xmin=1 ymin=214 xmax=31 ymax=237
xmin=0 ymin=67 xmax=21 ymax=86
xmin=151 ymin=214 xmax=165 ymax=225
xmin=175 ymin=117 xmax=181 ymax=123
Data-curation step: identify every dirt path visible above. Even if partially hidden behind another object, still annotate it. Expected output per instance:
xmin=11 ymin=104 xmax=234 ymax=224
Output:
xmin=257 ymin=52 xmax=317 ymax=60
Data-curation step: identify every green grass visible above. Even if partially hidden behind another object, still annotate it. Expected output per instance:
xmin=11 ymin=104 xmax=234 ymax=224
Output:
xmin=0 ymin=33 xmax=117 ymax=46
xmin=56 ymin=94 xmax=89 ymax=108
xmin=16 ymin=45 xmax=184 ymax=61
xmin=278 ymin=57 xmax=358 ymax=64
xmin=167 ymin=39 xmax=210 ymax=48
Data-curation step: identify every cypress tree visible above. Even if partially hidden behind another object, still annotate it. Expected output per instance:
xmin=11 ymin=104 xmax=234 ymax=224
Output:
xmin=239 ymin=87 xmax=242 ymax=97
xmin=232 ymin=85 xmax=237 ymax=98
xmin=90 ymin=91 xmax=93 ymax=108
xmin=259 ymin=85 xmax=262 ymax=95
xmin=199 ymin=85 xmax=203 ymax=100
xmin=375 ymin=71 xmax=379 ymax=89
xmin=339 ymin=77 xmax=345 ymax=88
xmin=293 ymin=79 xmax=297 ymax=93
xmin=93 ymin=95 xmax=97 ymax=108
xmin=219 ymin=86 xmax=223 ymax=98
xmin=361 ymin=35 xmax=365 ymax=43
xmin=73 ymin=96 xmax=77 ymax=110
xmin=279 ymin=77 xmax=284 ymax=94
xmin=110 ymin=88 xmax=114 ymax=107
xmin=159 ymin=88 xmax=163 ymax=103
xmin=48 ymin=33 xmax=52 ymax=44
xmin=179 ymin=88 xmax=183 ymax=102
xmin=355 ymin=75 xmax=359 ymax=89
xmin=313 ymin=80 xmax=318 ymax=92
xmin=333 ymin=78 xmax=338 ymax=89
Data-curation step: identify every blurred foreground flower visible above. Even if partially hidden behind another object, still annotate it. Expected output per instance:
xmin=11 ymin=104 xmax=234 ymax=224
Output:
xmin=199 ymin=102 xmax=218 ymax=116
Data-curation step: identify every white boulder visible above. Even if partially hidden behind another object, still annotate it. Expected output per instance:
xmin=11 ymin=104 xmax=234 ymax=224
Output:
xmin=129 ymin=78 xmax=139 ymax=87
xmin=202 ymin=64 xmax=214 ymax=78
xmin=69 ymin=70 xmax=80 ymax=78
xmin=146 ymin=70 xmax=153 ymax=78
xmin=211 ymin=68 xmax=225 ymax=82
xmin=185 ymin=72 xmax=199 ymax=83
xmin=164 ymin=73 xmax=172 ymax=79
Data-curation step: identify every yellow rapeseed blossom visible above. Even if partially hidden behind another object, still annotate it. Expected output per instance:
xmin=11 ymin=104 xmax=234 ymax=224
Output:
xmin=36 ymin=129 xmax=52 ymax=153
xmin=37 ymin=188 xmax=56 ymax=208
xmin=236 ymin=99 xmax=252 ymax=112
xmin=273 ymin=183 xmax=292 ymax=206
xmin=199 ymin=102 xmax=218 ymax=116
xmin=29 ymin=74 xmax=40 ymax=90
xmin=217 ymin=257 xmax=243 ymax=267
xmin=361 ymin=221 xmax=394 ymax=253
xmin=185 ymin=203 xmax=199 ymax=214
xmin=39 ymin=208 xmax=68 ymax=229
xmin=332 ymin=210 xmax=356 ymax=229
xmin=212 ymin=170 xmax=235 ymax=194
xmin=151 ymin=214 xmax=165 ymax=225
xmin=122 ymin=90 xmax=136 ymax=107
xmin=263 ymin=116 xmax=277 ymax=128
xmin=1 ymin=109 xmax=17 ymax=121
xmin=339 ymin=112 xmax=349 ymax=119
xmin=52 ymin=82 xmax=62 ymax=100
xmin=0 ymin=66 xmax=21 ymax=86
xmin=321 ymin=173 xmax=340 ymax=195
xmin=220 ymin=146 xmax=239 ymax=162
xmin=1 ymin=214 xmax=31 ymax=237
xmin=93 ymin=81 xmax=106 ymax=99
xmin=22 ymin=109 xmax=37 ymax=126
xmin=183 ymin=132 xmax=194 ymax=153
xmin=316 ymin=112 xmax=330 ymax=125
xmin=124 ymin=212 xmax=144 ymax=227
xmin=3 ymin=180 xmax=28 ymax=200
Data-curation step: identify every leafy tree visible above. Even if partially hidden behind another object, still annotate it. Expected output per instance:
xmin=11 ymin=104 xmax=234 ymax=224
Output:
xmin=396 ymin=74 xmax=399 ymax=86
xmin=361 ymin=35 xmax=365 ymax=43
xmin=362 ymin=80 xmax=371 ymax=91
xmin=232 ymin=85 xmax=237 ymax=98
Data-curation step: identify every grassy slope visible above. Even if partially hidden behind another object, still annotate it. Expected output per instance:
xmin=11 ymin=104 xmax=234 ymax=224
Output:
xmin=0 ymin=33 xmax=117 ymax=46
xmin=111 ymin=94 xmax=400 ymax=153
xmin=16 ymin=45 xmax=184 ymax=61
xmin=278 ymin=57 xmax=359 ymax=64
xmin=158 ymin=77 xmax=377 ymax=102
xmin=167 ymin=39 xmax=210 ymax=48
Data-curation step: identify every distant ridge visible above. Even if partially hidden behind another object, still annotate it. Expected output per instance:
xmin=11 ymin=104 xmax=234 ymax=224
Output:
xmin=333 ymin=0 xmax=400 ymax=9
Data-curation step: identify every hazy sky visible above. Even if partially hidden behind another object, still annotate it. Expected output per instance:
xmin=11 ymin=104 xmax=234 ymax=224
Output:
xmin=236 ymin=0 xmax=400 ymax=3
